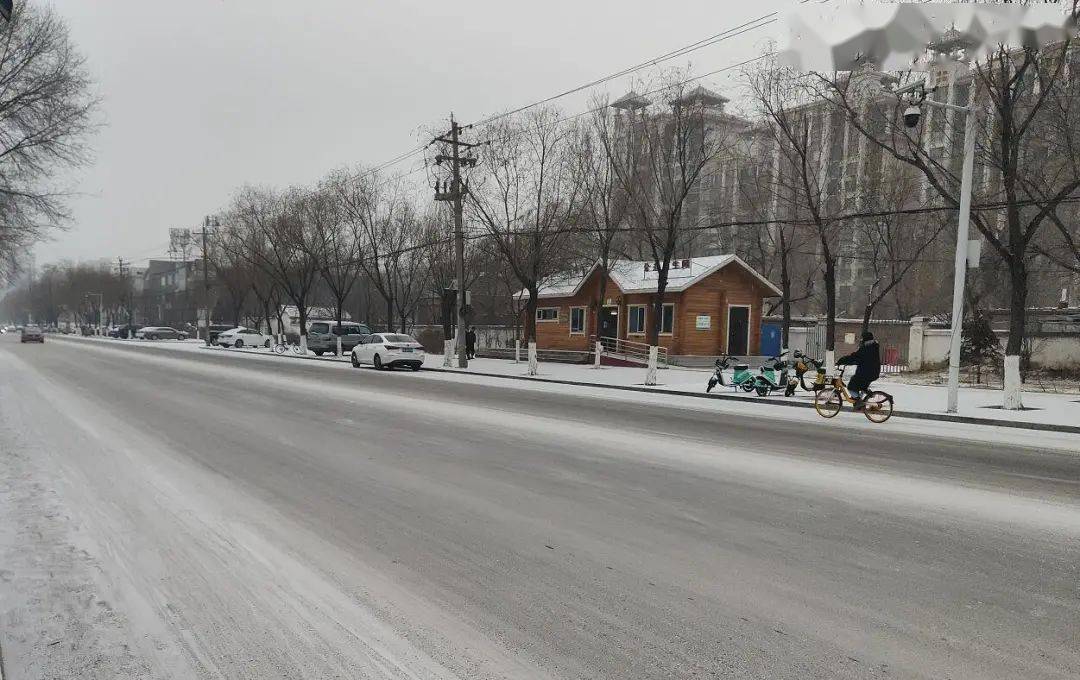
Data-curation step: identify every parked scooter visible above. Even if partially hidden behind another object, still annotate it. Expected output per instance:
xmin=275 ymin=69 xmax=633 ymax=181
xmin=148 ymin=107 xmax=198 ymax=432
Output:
xmin=753 ymin=353 xmax=798 ymax=397
xmin=792 ymin=350 xmax=827 ymax=392
xmin=706 ymin=355 xmax=759 ymax=393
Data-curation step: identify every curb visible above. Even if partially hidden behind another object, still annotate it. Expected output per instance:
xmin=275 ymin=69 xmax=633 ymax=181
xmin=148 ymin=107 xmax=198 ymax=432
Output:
xmin=67 ymin=338 xmax=1080 ymax=435
xmin=419 ymin=366 xmax=1080 ymax=435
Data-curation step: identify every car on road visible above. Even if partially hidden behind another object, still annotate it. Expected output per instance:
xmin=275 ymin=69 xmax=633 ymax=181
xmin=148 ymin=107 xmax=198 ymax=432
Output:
xmin=307 ymin=321 xmax=372 ymax=356
xmin=208 ymin=324 xmax=238 ymax=345
xmin=20 ymin=324 xmax=45 ymax=343
xmin=135 ymin=326 xmax=187 ymax=340
xmin=351 ymin=333 xmax=424 ymax=370
xmin=217 ymin=327 xmax=272 ymax=349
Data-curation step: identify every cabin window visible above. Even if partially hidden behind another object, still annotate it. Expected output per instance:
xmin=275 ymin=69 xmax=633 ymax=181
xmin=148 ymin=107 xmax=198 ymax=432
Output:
xmin=661 ymin=304 xmax=675 ymax=335
xmin=628 ymin=305 xmax=646 ymax=334
xmin=570 ymin=307 xmax=586 ymax=334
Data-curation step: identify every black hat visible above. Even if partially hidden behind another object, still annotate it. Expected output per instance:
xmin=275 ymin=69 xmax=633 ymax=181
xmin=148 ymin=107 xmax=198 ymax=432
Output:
xmin=861 ymin=331 xmax=874 ymax=341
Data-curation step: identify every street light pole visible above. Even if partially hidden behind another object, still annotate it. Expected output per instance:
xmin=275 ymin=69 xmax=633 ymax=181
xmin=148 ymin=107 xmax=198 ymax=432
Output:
xmin=945 ymin=106 xmax=977 ymax=413
xmin=891 ymin=82 xmax=976 ymax=414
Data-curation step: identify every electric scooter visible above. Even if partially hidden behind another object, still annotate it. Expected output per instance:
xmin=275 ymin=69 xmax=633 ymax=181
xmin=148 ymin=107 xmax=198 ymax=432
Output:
xmin=753 ymin=353 xmax=798 ymax=397
xmin=706 ymin=355 xmax=759 ymax=393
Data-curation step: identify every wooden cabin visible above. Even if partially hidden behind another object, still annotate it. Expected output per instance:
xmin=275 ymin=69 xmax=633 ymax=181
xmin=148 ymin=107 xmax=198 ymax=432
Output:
xmin=521 ymin=255 xmax=781 ymax=357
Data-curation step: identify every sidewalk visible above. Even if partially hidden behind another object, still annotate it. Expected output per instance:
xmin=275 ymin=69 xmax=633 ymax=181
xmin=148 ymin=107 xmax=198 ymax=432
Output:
xmin=431 ymin=357 xmax=1080 ymax=433
xmin=59 ymin=336 xmax=1080 ymax=434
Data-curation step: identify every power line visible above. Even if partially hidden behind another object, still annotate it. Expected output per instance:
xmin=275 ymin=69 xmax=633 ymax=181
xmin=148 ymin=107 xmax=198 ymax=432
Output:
xmin=467 ymin=12 xmax=780 ymax=129
xmin=362 ymin=13 xmax=784 ymax=179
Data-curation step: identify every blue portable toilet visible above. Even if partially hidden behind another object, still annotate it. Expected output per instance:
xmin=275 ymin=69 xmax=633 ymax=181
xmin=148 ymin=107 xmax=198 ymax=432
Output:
xmin=760 ymin=322 xmax=782 ymax=357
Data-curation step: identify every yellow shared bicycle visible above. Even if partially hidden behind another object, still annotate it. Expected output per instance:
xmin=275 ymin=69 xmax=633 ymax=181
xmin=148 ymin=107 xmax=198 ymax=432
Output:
xmin=813 ymin=366 xmax=894 ymax=423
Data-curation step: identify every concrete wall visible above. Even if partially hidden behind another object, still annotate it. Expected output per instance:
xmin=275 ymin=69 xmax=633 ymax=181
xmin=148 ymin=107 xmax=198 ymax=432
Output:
xmin=994 ymin=333 xmax=1080 ymax=370
xmin=908 ymin=320 xmax=1080 ymax=370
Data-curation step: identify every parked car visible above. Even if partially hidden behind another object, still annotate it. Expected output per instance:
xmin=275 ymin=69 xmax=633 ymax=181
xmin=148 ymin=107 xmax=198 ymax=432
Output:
xmin=307 ymin=320 xmax=372 ymax=356
xmin=208 ymin=324 xmax=237 ymax=345
xmin=108 ymin=324 xmax=143 ymax=338
xmin=217 ymin=327 xmax=272 ymax=348
xmin=350 ymin=333 xmax=424 ymax=370
xmin=135 ymin=326 xmax=187 ymax=340
xmin=20 ymin=324 xmax=44 ymax=343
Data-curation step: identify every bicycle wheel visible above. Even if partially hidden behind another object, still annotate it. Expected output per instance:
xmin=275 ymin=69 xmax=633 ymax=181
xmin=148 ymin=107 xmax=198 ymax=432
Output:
xmin=292 ymin=345 xmax=304 ymax=355
xmin=814 ymin=387 xmax=843 ymax=418
xmin=273 ymin=344 xmax=286 ymax=355
xmin=862 ymin=391 xmax=893 ymax=423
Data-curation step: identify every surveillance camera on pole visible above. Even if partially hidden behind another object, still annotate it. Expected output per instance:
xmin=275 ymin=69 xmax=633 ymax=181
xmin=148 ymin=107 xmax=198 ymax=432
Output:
xmin=902 ymin=105 xmax=922 ymax=128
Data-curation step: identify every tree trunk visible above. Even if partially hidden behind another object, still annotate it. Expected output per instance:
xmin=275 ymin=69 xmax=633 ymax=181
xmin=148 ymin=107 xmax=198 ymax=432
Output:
xmin=648 ymin=269 xmax=668 ymax=347
xmin=780 ymin=258 xmax=792 ymax=349
xmin=386 ymin=293 xmax=394 ymax=333
xmin=297 ymin=304 xmax=308 ymax=353
xmin=335 ymin=303 xmax=344 ymax=356
xmin=1002 ymin=257 xmax=1027 ymax=409
xmin=1005 ymin=258 xmax=1027 ymax=356
xmin=824 ymin=257 xmax=836 ymax=352
xmin=525 ymin=289 xmax=539 ymax=343
xmin=595 ymin=270 xmax=608 ymax=341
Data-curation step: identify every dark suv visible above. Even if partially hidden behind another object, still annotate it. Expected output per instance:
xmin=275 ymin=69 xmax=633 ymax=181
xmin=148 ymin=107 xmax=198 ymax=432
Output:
xmin=20 ymin=324 xmax=44 ymax=343
xmin=307 ymin=321 xmax=371 ymax=356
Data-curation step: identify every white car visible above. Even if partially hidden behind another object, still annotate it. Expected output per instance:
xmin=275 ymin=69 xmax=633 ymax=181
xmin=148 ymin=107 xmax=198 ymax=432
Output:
xmin=351 ymin=333 xmax=425 ymax=371
xmin=217 ymin=327 xmax=272 ymax=349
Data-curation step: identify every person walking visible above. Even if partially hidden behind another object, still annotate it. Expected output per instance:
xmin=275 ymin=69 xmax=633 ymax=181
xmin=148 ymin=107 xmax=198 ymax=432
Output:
xmin=465 ymin=326 xmax=477 ymax=360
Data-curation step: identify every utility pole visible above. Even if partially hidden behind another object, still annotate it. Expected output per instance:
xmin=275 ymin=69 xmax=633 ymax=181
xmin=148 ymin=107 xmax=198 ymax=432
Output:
xmin=195 ymin=216 xmax=216 ymax=346
xmin=433 ymin=114 xmax=479 ymax=369
xmin=117 ymin=256 xmax=134 ymax=332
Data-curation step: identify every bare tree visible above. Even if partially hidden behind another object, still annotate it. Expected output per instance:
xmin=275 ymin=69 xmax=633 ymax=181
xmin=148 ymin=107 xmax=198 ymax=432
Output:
xmin=725 ymin=115 xmax=814 ymax=349
xmin=0 ymin=2 xmax=98 ymax=281
xmin=209 ymin=227 xmax=254 ymax=327
xmin=814 ymin=22 xmax=1080 ymax=405
xmin=310 ymin=178 xmax=363 ymax=354
xmin=230 ymin=185 xmax=322 ymax=351
xmin=468 ymin=107 xmax=582 ymax=345
xmin=854 ymin=161 xmax=950 ymax=332
xmin=576 ymin=102 xmax=631 ymax=343
xmin=602 ymin=74 xmax=740 ymax=346
xmin=333 ymin=169 xmax=414 ymax=333
xmin=749 ymin=60 xmax=861 ymax=361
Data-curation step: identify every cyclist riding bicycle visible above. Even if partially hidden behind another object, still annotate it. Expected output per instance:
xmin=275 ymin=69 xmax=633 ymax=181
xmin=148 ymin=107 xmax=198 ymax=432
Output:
xmin=836 ymin=331 xmax=881 ymax=410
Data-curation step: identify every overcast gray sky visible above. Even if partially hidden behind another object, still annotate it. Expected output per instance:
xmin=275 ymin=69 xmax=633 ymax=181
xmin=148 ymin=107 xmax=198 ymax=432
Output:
xmin=36 ymin=0 xmax=790 ymax=267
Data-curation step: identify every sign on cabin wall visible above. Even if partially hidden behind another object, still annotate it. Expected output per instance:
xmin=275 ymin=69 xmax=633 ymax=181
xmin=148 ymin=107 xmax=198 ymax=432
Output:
xmin=696 ymin=315 xmax=711 ymax=330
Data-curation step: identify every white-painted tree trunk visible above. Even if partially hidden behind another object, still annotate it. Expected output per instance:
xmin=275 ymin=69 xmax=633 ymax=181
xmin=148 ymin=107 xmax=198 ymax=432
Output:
xmin=442 ymin=339 xmax=453 ymax=367
xmin=645 ymin=346 xmax=659 ymax=386
xmin=593 ymin=341 xmax=602 ymax=368
xmin=825 ymin=349 xmax=836 ymax=371
xmin=514 ymin=339 xmax=521 ymax=363
xmin=527 ymin=341 xmax=538 ymax=376
xmin=336 ymin=336 xmax=343 ymax=357
xmin=1003 ymin=354 xmax=1024 ymax=410
xmin=299 ymin=334 xmax=308 ymax=354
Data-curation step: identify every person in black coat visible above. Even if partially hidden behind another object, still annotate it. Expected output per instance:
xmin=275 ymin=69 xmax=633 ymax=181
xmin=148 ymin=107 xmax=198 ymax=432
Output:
xmin=465 ymin=327 xmax=477 ymax=360
xmin=837 ymin=331 xmax=881 ymax=407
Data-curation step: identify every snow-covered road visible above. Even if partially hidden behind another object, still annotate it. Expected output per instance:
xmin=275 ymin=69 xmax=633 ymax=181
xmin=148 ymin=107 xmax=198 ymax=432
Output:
xmin=1 ymin=334 xmax=1078 ymax=679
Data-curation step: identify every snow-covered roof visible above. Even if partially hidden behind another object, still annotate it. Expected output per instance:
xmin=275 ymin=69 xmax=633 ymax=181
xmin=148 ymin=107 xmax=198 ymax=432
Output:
xmin=521 ymin=255 xmax=782 ymax=300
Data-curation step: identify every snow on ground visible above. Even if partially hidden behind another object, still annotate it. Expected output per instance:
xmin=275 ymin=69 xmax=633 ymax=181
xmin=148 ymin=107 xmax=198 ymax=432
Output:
xmin=51 ymin=336 xmax=1080 ymax=451
xmin=91 ymin=336 xmax=1080 ymax=428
